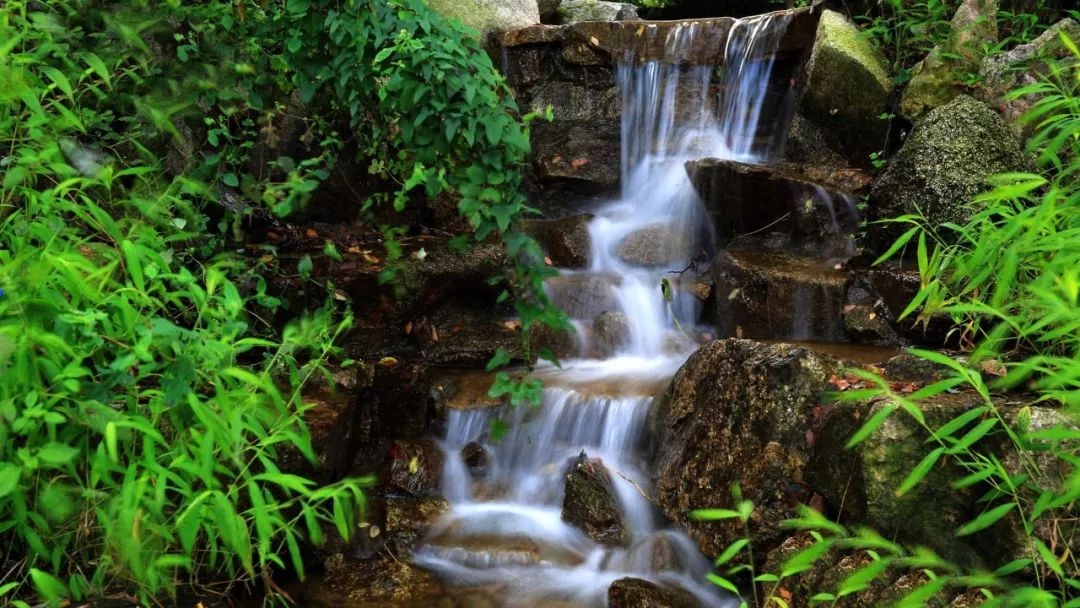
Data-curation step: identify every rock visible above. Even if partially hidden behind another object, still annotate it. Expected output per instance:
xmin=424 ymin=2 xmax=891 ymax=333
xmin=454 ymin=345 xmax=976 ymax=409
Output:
xmin=900 ymin=0 xmax=999 ymax=120
xmin=531 ymin=119 xmax=621 ymax=193
xmin=842 ymin=304 xmax=899 ymax=345
xmin=606 ymin=577 xmax=699 ymax=608
xmin=686 ymin=158 xmax=860 ymax=259
xmin=538 ymin=0 xmax=561 ymax=23
xmin=654 ymin=339 xmax=844 ymax=561
xmin=977 ymin=18 xmax=1080 ymax=135
xmin=321 ymin=554 xmax=450 ymax=605
xmin=867 ymin=95 xmax=1030 ymax=257
xmin=523 ymin=214 xmax=593 ymax=268
xmin=710 ymin=250 xmax=849 ymax=343
xmin=462 ymin=441 xmax=491 ymax=479
xmin=383 ymin=495 xmax=451 ymax=554
xmin=782 ymin=112 xmax=849 ymax=168
xmin=562 ymin=455 xmax=629 ymax=546
xmin=383 ymin=439 xmax=444 ymax=497
xmin=616 ymin=224 xmax=686 ymax=268
xmin=544 ymin=272 xmax=622 ymax=320
xmin=558 ymin=0 xmax=639 ymax=23
xmin=799 ymin=10 xmax=892 ymax=166
xmin=426 ymin=0 xmax=539 ymax=37
xmin=591 ymin=311 xmax=630 ymax=358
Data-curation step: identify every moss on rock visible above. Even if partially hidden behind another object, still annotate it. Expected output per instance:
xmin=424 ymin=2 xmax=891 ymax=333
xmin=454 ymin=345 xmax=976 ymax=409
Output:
xmin=799 ymin=10 xmax=892 ymax=166
xmin=425 ymin=0 xmax=539 ymax=37
xmin=867 ymin=94 xmax=1031 ymax=257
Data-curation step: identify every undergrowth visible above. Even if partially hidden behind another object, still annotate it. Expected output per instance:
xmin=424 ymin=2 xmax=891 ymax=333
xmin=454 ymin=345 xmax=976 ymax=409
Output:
xmin=0 ymin=0 xmax=563 ymax=604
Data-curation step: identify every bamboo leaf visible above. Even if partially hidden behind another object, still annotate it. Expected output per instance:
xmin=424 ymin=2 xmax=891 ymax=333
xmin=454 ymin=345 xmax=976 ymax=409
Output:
xmin=896 ymin=447 xmax=944 ymax=496
xmin=956 ymin=502 xmax=1015 ymax=536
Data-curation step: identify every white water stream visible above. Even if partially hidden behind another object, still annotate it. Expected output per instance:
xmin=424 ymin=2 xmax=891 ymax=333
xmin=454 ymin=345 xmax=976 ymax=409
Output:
xmin=415 ymin=13 xmax=795 ymax=607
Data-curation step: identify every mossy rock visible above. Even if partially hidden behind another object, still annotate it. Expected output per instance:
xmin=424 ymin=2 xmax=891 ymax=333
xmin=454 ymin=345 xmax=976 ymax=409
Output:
xmin=425 ymin=0 xmax=539 ymax=37
xmin=799 ymin=10 xmax=892 ymax=166
xmin=867 ymin=94 xmax=1030 ymax=257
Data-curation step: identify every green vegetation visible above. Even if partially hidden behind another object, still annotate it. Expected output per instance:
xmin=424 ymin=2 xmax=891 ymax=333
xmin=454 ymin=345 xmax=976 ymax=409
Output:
xmin=697 ymin=20 xmax=1080 ymax=608
xmin=0 ymin=0 xmax=563 ymax=605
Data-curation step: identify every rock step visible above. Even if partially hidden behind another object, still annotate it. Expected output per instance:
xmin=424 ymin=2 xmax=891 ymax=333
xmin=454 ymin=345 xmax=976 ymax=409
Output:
xmin=544 ymin=272 xmax=624 ymax=320
xmin=711 ymin=249 xmax=848 ymax=343
xmin=686 ymin=158 xmax=860 ymax=261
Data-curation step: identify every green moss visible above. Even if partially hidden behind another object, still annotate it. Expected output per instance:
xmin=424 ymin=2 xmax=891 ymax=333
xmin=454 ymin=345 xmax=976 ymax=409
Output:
xmin=424 ymin=0 xmax=496 ymax=37
xmin=817 ymin=10 xmax=890 ymax=91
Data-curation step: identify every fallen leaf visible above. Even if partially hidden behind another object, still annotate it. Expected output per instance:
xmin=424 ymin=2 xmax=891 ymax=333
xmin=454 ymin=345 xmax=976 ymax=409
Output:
xmin=588 ymin=36 xmax=599 ymax=46
xmin=544 ymin=256 xmax=553 ymax=265
xmin=868 ymin=312 xmax=877 ymax=320
xmin=369 ymin=524 xmax=381 ymax=538
xmin=980 ymin=359 xmax=1007 ymax=377
xmin=267 ymin=231 xmax=279 ymax=240
xmin=408 ymin=456 xmax=419 ymax=475
xmin=805 ymin=429 xmax=816 ymax=448
xmin=378 ymin=356 xmax=399 ymax=367
xmin=304 ymin=228 xmax=318 ymax=238
xmin=570 ymin=158 xmax=589 ymax=170
xmin=502 ymin=319 xmax=522 ymax=330
xmin=735 ymin=325 xmax=743 ymax=339
xmin=362 ymin=252 xmax=380 ymax=264
xmin=347 ymin=245 xmax=361 ymax=254
xmin=404 ymin=321 xmax=413 ymax=334
xmin=808 ymin=493 xmax=826 ymax=514
xmin=552 ymin=155 xmax=563 ymax=164
xmin=333 ymin=290 xmax=348 ymax=301
xmin=430 ymin=325 xmax=439 ymax=342
xmin=843 ymin=304 xmax=856 ymax=314
xmin=828 ymin=374 xmax=851 ymax=391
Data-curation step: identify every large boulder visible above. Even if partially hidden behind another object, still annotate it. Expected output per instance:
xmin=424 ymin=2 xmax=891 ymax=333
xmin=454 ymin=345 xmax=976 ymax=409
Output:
xmin=867 ymin=94 xmax=1030 ymax=256
xmin=558 ymin=0 xmax=639 ymax=23
xmin=799 ymin=10 xmax=892 ymax=166
xmin=426 ymin=0 xmax=539 ymax=36
xmin=607 ymin=577 xmax=700 ymax=608
xmin=653 ymin=339 xmax=844 ymax=560
xmin=900 ymin=0 xmax=999 ymax=120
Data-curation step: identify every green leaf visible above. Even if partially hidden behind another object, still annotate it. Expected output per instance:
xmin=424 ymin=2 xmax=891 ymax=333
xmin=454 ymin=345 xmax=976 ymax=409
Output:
xmin=0 ymin=463 xmax=20 ymax=497
xmin=956 ymin=502 xmax=1015 ymax=536
xmin=845 ymin=402 xmax=897 ymax=449
xmin=712 ymin=538 xmax=749 ymax=567
xmin=37 ymin=443 xmax=79 ymax=467
xmin=895 ymin=447 xmax=943 ymax=496
xmin=29 ymin=568 xmax=67 ymax=603
xmin=298 ymin=255 xmax=313 ymax=276
xmin=705 ymin=572 xmax=740 ymax=594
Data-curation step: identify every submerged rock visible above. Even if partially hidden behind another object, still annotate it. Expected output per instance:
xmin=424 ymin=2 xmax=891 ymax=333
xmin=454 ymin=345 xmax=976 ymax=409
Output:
xmin=591 ymin=310 xmax=631 ymax=358
xmin=562 ymin=455 xmax=629 ymax=546
xmin=321 ymin=554 xmax=451 ymax=606
xmin=616 ymin=224 xmax=686 ymax=268
xmin=799 ymin=10 xmax=892 ymax=166
xmin=867 ymin=95 xmax=1030 ymax=257
xmin=607 ymin=577 xmax=699 ymax=608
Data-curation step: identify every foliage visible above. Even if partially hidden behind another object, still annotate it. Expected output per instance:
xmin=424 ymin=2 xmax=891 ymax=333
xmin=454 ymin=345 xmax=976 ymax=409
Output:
xmin=697 ymin=31 xmax=1080 ymax=608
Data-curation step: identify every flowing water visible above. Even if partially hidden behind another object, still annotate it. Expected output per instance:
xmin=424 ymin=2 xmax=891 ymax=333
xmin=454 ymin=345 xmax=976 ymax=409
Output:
xmin=415 ymin=12 xmax=798 ymax=607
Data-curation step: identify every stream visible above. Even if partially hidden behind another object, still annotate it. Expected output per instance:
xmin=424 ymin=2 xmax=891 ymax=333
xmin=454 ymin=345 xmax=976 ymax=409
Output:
xmin=412 ymin=11 xmax=800 ymax=608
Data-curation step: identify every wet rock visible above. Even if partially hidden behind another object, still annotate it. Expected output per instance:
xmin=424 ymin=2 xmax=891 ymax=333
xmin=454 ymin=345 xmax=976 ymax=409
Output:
xmin=426 ymin=0 xmax=539 ymax=37
xmin=842 ymin=304 xmax=898 ymax=345
xmin=383 ymin=496 xmax=450 ymax=554
xmin=558 ymin=0 xmax=638 ymax=23
xmin=545 ymin=273 xmax=622 ymax=320
xmin=867 ymin=95 xmax=1030 ymax=257
xmin=429 ymin=368 xmax=504 ymax=413
xmin=462 ymin=441 xmax=491 ymax=479
xmin=322 ymin=554 xmax=450 ymax=605
xmin=415 ymin=306 xmax=524 ymax=366
xmin=686 ymin=158 xmax=859 ymax=259
xmin=562 ymin=455 xmax=629 ymax=546
xmin=654 ymin=339 xmax=844 ymax=561
xmin=977 ymin=18 xmax=1080 ymax=136
xmin=383 ymin=439 xmax=444 ymax=497
xmin=531 ymin=119 xmax=621 ymax=193
xmin=799 ymin=10 xmax=892 ymax=166
xmin=710 ymin=250 xmax=848 ymax=343
xmin=616 ymin=224 xmax=686 ymax=268
xmin=811 ymin=390 xmax=1008 ymax=567
xmin=900 ymin=0 xmax=999 ymax=120
xmin=591 ymin=311 xmax=630 ymax=358
xmin=607 ymin=577 xmax=699 ymax=608
xmin=882 ymin=352 xmax=950 ymax=384
xmin=523 ymin=214 xmax=593 ymax=268
xmin=782 ymin=112 xmax=849 ymax=169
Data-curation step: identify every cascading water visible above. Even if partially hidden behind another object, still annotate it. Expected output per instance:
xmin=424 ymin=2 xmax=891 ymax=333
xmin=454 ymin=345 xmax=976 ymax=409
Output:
xmin=415 ymin=12 xmax=797 ymax=607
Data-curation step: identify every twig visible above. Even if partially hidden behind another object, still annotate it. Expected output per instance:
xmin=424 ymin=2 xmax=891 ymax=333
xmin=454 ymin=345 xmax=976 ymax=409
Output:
xmin=732 ymin=212 xmax=792 ymax=239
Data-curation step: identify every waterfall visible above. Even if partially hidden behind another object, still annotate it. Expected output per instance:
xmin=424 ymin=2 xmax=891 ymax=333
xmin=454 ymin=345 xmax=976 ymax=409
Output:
xmin=415 ymin=11 xmax=797 ymax=607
